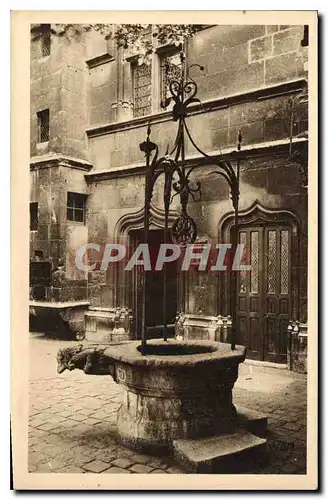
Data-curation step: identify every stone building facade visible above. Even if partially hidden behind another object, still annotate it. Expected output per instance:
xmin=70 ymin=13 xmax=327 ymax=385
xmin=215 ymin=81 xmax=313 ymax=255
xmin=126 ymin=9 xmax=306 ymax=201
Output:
xmin=29 ymin=24 xmax=309 ymax=372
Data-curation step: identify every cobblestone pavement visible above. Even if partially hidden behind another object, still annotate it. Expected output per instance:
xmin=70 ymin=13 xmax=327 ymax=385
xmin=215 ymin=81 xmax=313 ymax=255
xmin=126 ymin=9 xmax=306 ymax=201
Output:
xmin=29 ymin=333 xmax=307 ymax=474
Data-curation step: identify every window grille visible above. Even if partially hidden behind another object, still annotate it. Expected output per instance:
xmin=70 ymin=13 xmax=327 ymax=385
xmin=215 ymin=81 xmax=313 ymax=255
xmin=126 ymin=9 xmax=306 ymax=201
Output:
xmin=37 ymin=109 xmax=49 ymax=143
xmin=267 ymin=230 xmax=277 ymax=294
xmin=67 ymin=192 xmax=87 ymax=223
xmin=280 ymin=230 xmax=289 ymax=294
xmin=133 ymin=62 xmax=152 ymax=118
xmin=250 ymin=231 xmax=259 ymax=294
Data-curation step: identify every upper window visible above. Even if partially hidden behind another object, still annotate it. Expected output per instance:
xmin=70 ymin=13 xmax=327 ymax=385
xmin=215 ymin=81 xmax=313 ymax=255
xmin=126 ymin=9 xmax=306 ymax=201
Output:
xmin=160 ymin=50 xmax=182 ymax=110
xmin=131 ymin=45 xmax=184 ymax=117
xmin=30 ymin=202 xmax=38 ymax=231
xmin=67 ymin=192 xmax=87 ymax=223
xmin=37 ymin=109 xmax=50 ymax=143
xmin=39 ymin=24 xmax=51 ymax=57
xmin=132 ymin=62 xmax=152 ymax=118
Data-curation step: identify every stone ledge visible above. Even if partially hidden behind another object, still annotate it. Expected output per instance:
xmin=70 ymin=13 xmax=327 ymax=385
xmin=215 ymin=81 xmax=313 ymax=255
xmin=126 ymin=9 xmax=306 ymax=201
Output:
xmin=30 ymin=154 xmax=93 ymax=171
xmin=86 ymin=53 xmax=115 ymax=69
xmin=86 ymin=78 xmax=307 ymax=138
xmin=29 ymin=300 xmax=90 ymax=309
xmin=235 ymin=405 xmax=268 ymax=437
xmin=244 ymin=359 xmax=288 ymax=370
xmin=84 ymin=137 xmax=308 ymax=182
xmin=173 ymin=430 xmax=266 ymax=473
xmin=104 ymin=339 xmax=246 ymax=369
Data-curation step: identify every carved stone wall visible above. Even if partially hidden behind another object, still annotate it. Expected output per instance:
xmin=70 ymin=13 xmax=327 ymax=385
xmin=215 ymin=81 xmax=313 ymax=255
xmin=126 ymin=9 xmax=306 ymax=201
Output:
xmin=85 ymin=307 xmax=132 ymax=343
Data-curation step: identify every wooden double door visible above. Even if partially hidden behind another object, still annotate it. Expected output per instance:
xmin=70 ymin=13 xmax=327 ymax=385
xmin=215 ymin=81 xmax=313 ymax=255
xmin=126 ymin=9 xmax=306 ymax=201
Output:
xmin=236 ymin=224 xmax=292 ymax=363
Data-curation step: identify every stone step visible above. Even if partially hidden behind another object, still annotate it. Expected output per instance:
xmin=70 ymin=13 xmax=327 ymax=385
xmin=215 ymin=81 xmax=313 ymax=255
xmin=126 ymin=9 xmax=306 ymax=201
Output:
xmin=235 ymin=405 xmax=268 ymax=437
xmin=173 ymin=430 xmax=267 ymax=473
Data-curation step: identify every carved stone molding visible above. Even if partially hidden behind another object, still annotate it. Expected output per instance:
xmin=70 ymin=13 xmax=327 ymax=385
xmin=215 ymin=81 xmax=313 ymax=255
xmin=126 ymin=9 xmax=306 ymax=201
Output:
xmin=85 ymin=306 xmax=132 ymax=344
xmin=174 ymin=313 xmax=232 ymax=342
xmin=287 ymin=320 xmax=308 ymax=374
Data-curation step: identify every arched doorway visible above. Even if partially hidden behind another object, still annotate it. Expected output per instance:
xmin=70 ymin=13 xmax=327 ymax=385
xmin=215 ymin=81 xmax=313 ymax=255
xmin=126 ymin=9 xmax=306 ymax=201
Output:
xmin=220 ymin=202 xmax=300 ymax=363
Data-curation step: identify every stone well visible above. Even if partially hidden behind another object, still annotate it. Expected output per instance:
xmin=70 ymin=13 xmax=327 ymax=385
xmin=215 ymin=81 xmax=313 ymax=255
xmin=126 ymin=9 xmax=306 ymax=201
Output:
xmin=57 ymin=339 xmax=246 ymax=453
xmin=99 ymin=340 xmax=246 ymax=452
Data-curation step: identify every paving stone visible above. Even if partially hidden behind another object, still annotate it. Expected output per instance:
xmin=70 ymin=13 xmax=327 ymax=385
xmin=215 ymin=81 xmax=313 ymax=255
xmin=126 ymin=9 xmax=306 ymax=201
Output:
xmin=103 ymin=466 xmax=132 ymax=473
xmin=79 ymin=408 xmax=97 ymax=416
xmin=28 ymin=436 xmax=41 ymax=447
xmin=56 ymin=409 xmax=77 ymax=418
xmin=110 ymin=458 xmax=134 ymax=469
xmin=29 ymin=417 xmax=48 ymax=428
xmin=82 ymin=459 xmax=110 ymax=473
xmin=149 ymin=469 xmax=168 ymax=473
xmin=166 ymin=466 xmax=184 ymax=473
xmin=130 ymin=454 xmax=151 ymax=465
xmin=129 ymin=464 xmax=154 ymax=474
xmin=69 ymin=413 xmax=90 ymax=422
xmin=47 ymin=415 xmax=68 ymax=424
xmin=66 ymin=454 xmax=94 ymax=468
xmin=282 ymin=422 xmax=302 ymax=432
xmin=147 ymin=457 xmax=168 ymax=469
xmin=91 ymin=410 xmax=111 ymax=420
xmin=83 ymin=417 xmax=103 ymax=426
xmin=28 ymin=451 xmax=49 ymax=466
xmin=57 ymin=466 xmax=86 ymax=473
xmin=93 ymin=449 xmax=117 ymax=463
xmin=34 ymin=462 xmax=55 ymax=473
xmin=37 ymin=422 xmax=64 ymax=432
xmin=43 ymin=433 xmax=65 ymax=445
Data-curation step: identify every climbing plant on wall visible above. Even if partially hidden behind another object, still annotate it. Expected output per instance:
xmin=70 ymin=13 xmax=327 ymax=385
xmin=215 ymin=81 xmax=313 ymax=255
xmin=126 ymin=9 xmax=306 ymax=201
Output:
xmin=48 ymin=23 xmax=202 ymax=63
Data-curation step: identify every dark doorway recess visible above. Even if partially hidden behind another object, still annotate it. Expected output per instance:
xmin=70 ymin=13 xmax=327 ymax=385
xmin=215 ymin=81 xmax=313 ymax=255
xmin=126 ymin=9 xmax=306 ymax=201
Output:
xmin=130 ymin=229 xmax=178 ymax=340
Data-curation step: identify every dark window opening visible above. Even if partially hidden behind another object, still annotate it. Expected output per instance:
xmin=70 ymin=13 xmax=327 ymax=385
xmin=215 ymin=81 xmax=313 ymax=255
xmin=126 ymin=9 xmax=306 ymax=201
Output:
xmin=40 ymin=24 xmax=51 ymax=57
xmin=301 ymin=25 xmax=309 ymax=47
xmin=160 ymin=49 xmax=182 ymax=109
xmin=37 ymin=109 xmax=49 ymax=143
xmin=30 ymin=202 xmax=38 ymax=231
xmin=67 ymin=192 xmax=87 ymax=223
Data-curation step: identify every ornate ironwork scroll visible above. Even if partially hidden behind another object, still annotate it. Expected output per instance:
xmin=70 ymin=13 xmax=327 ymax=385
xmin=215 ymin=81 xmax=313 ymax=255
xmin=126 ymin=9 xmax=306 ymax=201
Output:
xmin=139 ymin=50 xmax=242 ymax=351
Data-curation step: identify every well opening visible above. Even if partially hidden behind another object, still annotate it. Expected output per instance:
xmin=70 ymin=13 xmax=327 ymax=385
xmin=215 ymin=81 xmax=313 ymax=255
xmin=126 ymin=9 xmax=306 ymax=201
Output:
xmin=136 ymin=342 xmax=217 ymax=356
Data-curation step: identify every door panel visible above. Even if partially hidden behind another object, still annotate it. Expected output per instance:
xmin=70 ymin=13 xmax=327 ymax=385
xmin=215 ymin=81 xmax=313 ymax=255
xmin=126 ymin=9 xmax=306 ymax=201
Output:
xmin=236 ymin=224 xmax=291 ymax=363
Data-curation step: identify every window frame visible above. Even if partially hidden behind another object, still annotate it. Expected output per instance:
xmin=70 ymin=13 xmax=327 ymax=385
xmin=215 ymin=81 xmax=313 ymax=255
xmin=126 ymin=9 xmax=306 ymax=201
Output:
xmin=37 ymin=108 xmax=50 ymax=144
xmin=132 ymin=59 xmax=153 ymax=118
xmin=66 ymin=192 xmax=87 ymax=224
xmin=157 ymin=44 xmax=183 ymax=111
xmin=128 ymin=35 xmax=185 ymax=118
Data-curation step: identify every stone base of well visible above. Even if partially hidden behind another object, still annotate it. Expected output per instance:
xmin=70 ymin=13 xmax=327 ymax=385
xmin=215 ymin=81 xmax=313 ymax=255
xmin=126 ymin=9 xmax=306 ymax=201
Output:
xmin=173 ymin=429 xmax=267 ymax=473
xmin=104 ymin=340 xmax=247 ymax=452
xmin=56 ymin=339 xmax=270 ymax=472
